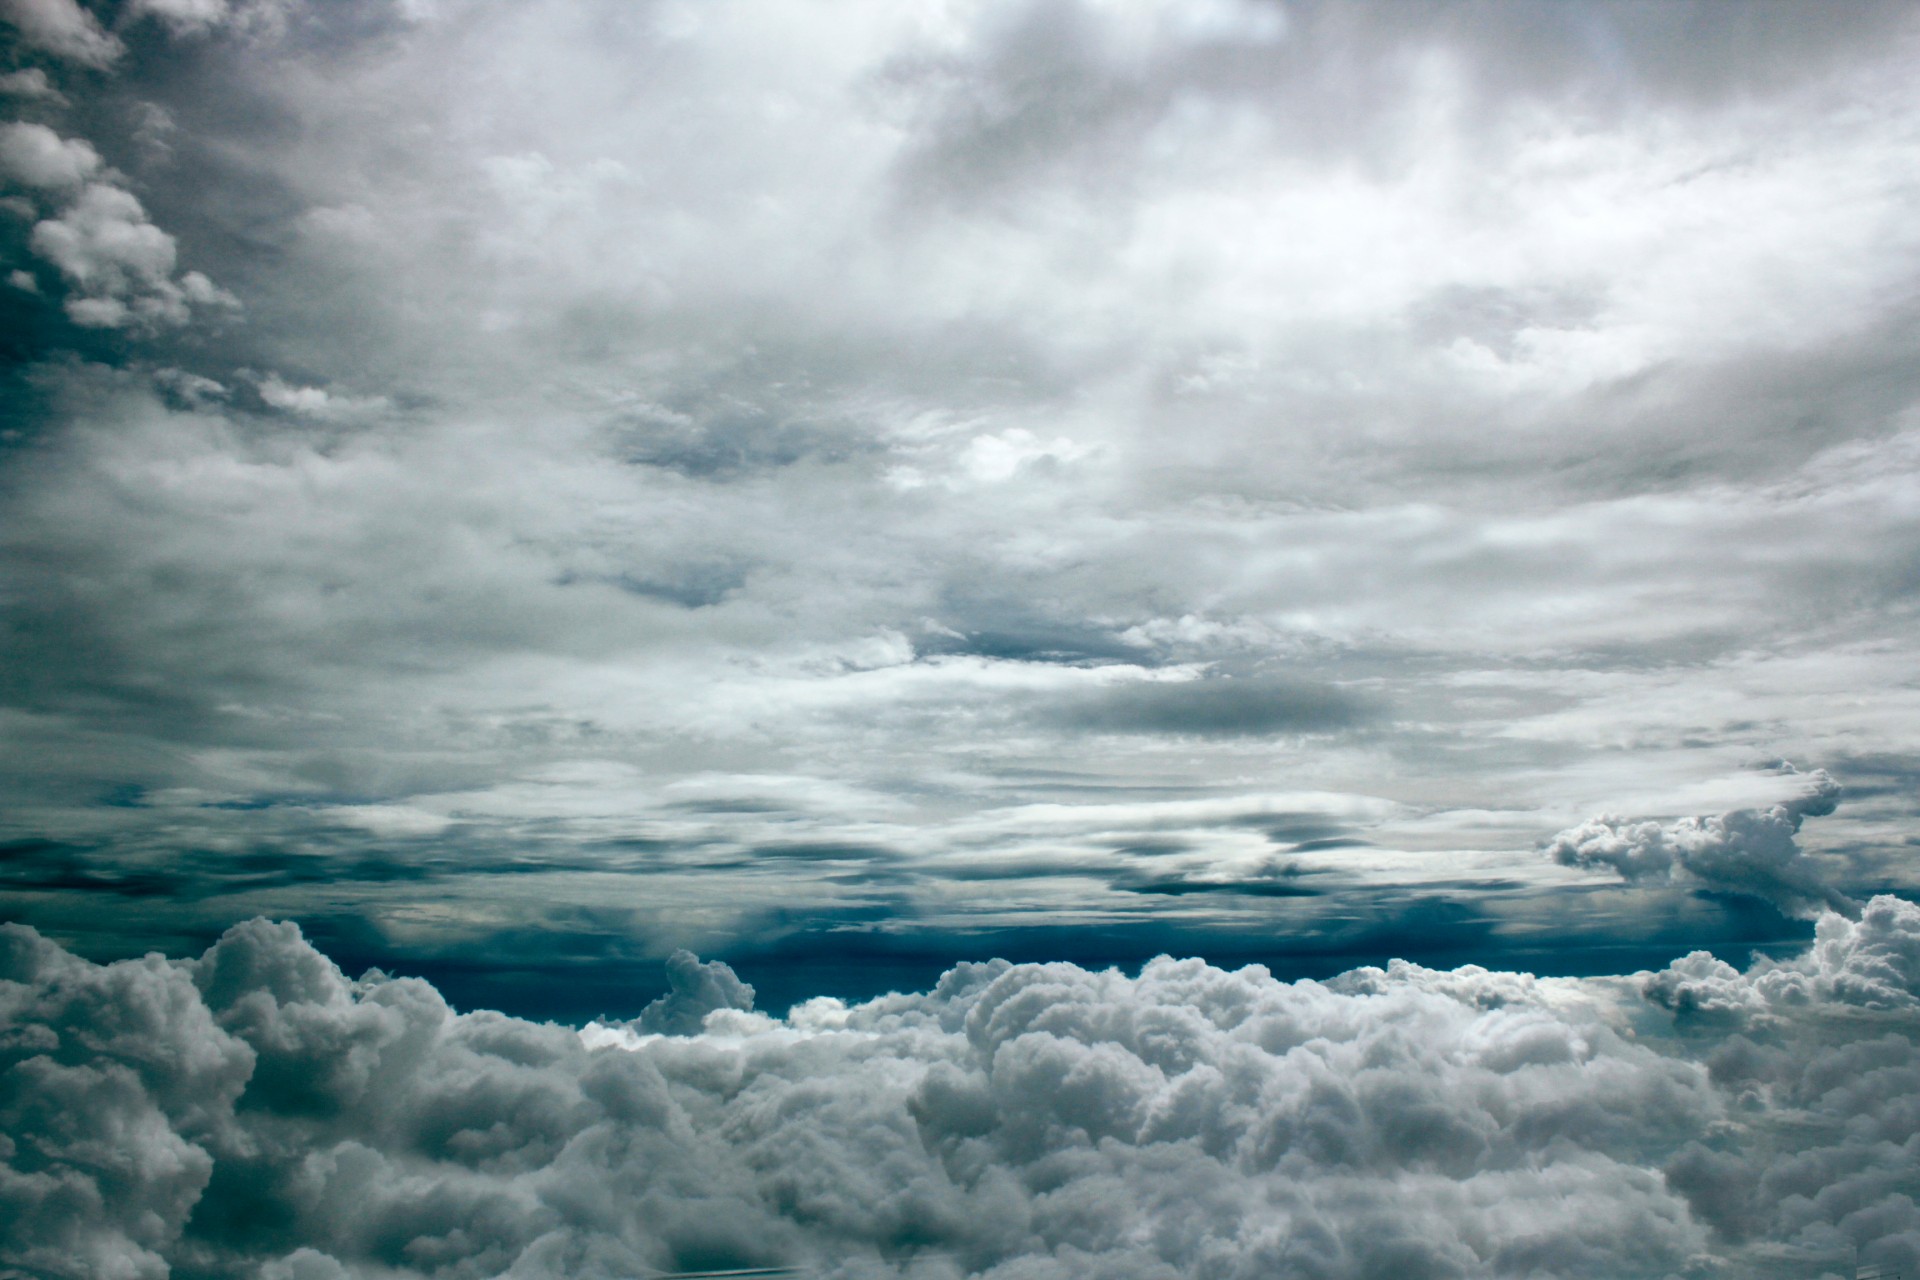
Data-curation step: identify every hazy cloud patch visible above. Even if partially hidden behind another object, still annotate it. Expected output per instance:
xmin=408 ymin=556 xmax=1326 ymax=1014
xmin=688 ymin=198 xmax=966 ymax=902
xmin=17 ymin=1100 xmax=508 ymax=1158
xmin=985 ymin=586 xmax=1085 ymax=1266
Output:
xmin=1045 ymin=673 xmax=1370 ymax=738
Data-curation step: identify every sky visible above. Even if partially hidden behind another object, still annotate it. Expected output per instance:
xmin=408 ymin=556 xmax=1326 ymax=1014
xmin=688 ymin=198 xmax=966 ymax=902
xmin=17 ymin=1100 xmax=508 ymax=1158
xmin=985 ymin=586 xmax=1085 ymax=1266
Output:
xmin=2 ymin=0 xmax=1920 ymax=1015
xmin=4 ymin=1 xmax=1920 ymax=1278
xmin=6 ymin=0 xmax=1920 ymax=1016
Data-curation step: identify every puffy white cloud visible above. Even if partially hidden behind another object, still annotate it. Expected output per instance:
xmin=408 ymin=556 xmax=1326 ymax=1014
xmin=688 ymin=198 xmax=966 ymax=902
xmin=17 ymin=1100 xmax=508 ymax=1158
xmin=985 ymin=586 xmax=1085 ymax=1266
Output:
xmin=5 ymin=907 xmax=1920 ymax=1278
xmin=0 ymin=0 xmax=122 ymax=66
xmin=1544 ymin=768 xmax=1850 ymax=918
xmin=0 ymin=922 xmax=253 ymax=1280
xmin=254 ymin=373 xmax=392 ymax=419
xmin=28 ymin=182 xmax=238 ymax=329
xmin=632 ymin=948 xmax=757 ymax=1034
xmin=0 ymin=122 xmax=99 ymax=190
xmin=0 ymin=123 xmax=238 ymax=330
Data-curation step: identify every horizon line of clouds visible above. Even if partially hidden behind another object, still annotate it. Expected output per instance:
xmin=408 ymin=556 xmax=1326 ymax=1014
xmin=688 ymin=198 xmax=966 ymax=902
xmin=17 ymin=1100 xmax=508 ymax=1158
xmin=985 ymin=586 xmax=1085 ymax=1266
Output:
xmin=0 ymin=759 xmax=1884 ymax=1003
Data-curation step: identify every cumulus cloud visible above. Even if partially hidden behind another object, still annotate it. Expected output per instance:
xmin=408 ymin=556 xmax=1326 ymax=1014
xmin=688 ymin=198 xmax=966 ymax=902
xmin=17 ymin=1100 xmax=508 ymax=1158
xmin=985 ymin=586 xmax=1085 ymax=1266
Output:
xmin=632 ymin=948 xmax=757 ymax=1034
xmin=28 ymin=182 xmax=238 ymax=329
xmin=0 ymin=0 xmax=122 ymax=65
xmin=5 ymin=910 xmax=1920 ymax=1279
xmin=0 ymin=122 xmax=99 ymax=190
xmin=1544 ymin=768 xmax=1850 ymax=918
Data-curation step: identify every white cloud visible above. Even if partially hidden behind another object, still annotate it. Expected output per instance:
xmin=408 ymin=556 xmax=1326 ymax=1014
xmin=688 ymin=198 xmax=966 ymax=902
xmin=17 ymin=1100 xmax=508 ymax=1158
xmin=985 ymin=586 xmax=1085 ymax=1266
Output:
xmin=255 ymin=373 xmax=391 ymax=419
xmin=29 ymin=182 xmax=238 ymax=329
xmin=7 ymin=909 xmax=1920 ymax=1278
xmin=0 ymin=122 xmax=100 ymax=191
xmin=1544 ymin=767 xmax=1849 ymax=918
xmin=0 ymin=0 xmax=122 ymax=65
xmin=0 ymin=68 xmax=63 ymax=100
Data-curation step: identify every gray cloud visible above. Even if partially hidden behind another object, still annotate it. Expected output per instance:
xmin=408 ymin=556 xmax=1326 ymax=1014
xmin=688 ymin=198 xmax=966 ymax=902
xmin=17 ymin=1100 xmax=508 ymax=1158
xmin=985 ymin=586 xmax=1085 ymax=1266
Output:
xmin=1544 ymin=767 xmax=1851 ymax=918
xmin=0 ymin=121 xmax=99 ymax=190
xmin=0 ymin=0 xmax=123 ymax=66
xmin=632 ymin=948 xmax=756 ymax=1035
xmin=6 ymin=908 xmax=1920 ymax=1278
xmin=1046 ymin=673 xmax=1369 ymax=738
xmin=2 ymin=0 xmax=1920 ymax=1054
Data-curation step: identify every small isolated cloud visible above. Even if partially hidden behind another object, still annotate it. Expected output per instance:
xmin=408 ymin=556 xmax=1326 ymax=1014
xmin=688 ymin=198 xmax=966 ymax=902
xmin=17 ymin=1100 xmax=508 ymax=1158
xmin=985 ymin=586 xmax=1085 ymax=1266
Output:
xmin=254 ymin=373 xmax=390 ymax=419
xmin=0 ymin=0 xmax=123 ymax=66
xmin=1544 ymin=767 xmax=1848 ymax=918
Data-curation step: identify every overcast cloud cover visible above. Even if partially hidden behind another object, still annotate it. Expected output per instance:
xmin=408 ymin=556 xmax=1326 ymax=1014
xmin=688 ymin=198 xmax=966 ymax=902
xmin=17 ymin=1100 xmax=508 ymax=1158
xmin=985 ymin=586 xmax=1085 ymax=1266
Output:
xmin=2 ymin=0 xmax=1920 ymax=1271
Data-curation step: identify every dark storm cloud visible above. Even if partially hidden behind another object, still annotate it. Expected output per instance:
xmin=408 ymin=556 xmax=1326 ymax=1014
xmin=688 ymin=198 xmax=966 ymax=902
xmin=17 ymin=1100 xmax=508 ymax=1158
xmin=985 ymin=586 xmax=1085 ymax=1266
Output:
xmin=7 ymin=908 xmax=1920 ymax=1279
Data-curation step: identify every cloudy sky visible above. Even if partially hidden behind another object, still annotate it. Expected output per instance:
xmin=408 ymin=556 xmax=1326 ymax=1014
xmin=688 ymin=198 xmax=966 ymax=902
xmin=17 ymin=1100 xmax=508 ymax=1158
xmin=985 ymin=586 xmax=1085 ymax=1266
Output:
xmin=3 ymin=0 xmax=1920 ymax=1021
xmin=7 ymin=2 xmax=1920 ymax=1278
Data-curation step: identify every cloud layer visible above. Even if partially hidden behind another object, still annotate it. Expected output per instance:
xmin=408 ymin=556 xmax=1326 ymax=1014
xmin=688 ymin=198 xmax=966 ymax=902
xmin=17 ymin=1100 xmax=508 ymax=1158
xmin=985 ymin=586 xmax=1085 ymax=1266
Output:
xmin=3 ymin=0 xmax=1920 ymax=994
xmin=5 ymin=908 xmax=1920 ymax=1279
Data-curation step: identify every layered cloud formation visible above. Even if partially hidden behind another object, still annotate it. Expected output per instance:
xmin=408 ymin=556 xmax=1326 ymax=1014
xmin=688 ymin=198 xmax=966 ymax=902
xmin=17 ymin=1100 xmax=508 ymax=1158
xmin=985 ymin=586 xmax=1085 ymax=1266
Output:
xmin=7 ymin=907 xmax=1920 ymax=1280
xmin=3 ymin=0 xmax=1920 ymax=1011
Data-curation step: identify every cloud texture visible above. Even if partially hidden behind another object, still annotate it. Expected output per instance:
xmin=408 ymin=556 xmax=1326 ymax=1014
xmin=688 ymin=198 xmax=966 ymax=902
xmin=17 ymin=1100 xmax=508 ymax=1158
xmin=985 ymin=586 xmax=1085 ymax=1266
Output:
xmin=1544 ymin=768 xmax=1851 ymax=918
xmin=6 ymin=908 xmax=1920 ymax=1280
xmin=3 ymin=0 xmax=1920 ymax=1037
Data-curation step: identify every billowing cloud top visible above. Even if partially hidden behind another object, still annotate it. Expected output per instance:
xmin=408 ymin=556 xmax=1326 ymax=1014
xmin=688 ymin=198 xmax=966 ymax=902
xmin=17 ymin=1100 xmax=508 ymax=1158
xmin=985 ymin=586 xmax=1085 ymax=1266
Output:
xmin=6 ymin=908 xmax=1920 ymax=1278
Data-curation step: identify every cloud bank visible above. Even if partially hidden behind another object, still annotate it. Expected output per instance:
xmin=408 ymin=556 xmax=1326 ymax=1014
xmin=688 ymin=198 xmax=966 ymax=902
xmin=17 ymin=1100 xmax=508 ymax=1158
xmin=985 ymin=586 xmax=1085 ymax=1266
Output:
xmin=6 ymin=907 xmax=1920 ymax=1280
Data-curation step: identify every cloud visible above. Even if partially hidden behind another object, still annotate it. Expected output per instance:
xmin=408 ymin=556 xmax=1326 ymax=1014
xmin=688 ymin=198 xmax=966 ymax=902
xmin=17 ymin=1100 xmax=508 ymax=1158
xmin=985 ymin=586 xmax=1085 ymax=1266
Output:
xmin=1 ymin=0 xmax=1919 ymax=1029
xmin=1544 ymin=768 xmax=1851 ymax=918
xmin=0 ymin=68 xmax=64 ymax=101
xmin=128 ymin=0 xmax=238 ymax=34
xmin=0 ymin=0 xmax=122 ymax=66
xmin=0 ymin=921 xmax=253 ymax=1280
xmin=1045 ymin=673 xmax=1369 ymax=738
xmin=27 ymin=182 xmax=239 ymax=329
xmin=6 ymin=909 xmax=1920 ymax=1278
xmin=0 ymin=123 xmax=99 ymax=190
xmin=253 ymin=373 xmax=391 ymax=420
xmin=632 ymin=948 xmax=756 ymax=1034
